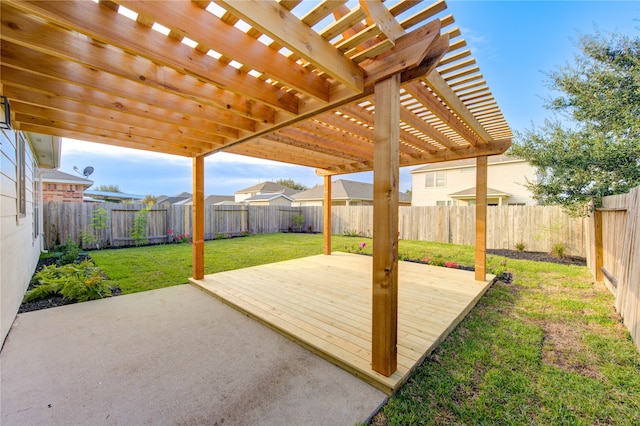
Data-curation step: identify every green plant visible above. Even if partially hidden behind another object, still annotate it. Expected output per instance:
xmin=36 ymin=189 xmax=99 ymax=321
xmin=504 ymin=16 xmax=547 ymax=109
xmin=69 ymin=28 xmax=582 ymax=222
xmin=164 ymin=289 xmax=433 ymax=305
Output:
xmin=551 ymin=242 xmax=565 ymax=258
xmin=91 ymin=208 xmax=109 ymax=248
xmin=24 ymin=260 xmax=115 ymax=303
xmin=292 ymin=213 xmax=305 ymax=231
xmin=57 ymin=239 xmax=81 ymax=265
xmin=515 ymin=242 xmax=526 ymax=252
xmin=342 ymin=229 xmax=361 ymax=237
xmin=131 ymin=205 xmax=151 ymax=246
xmin=80 ymin=230 xmax=96 ymax=249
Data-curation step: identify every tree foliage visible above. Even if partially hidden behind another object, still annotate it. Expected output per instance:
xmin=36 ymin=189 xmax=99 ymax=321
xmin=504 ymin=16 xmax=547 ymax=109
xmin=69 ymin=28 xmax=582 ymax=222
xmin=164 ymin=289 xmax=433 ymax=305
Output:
xmin=275 ymin=178 xmax=308 ymax=191
xmin=510 ymin=32 xmax=640 ymax=216
xmin=95 ymin=184 xmax=122 ymax=193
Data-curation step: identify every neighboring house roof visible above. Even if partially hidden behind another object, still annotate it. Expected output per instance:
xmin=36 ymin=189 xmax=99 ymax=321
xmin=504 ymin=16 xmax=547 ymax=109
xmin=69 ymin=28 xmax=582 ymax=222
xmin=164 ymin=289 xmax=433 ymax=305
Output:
xmin=41 ymin=170 xmax=93 ymax=188
xmin=235 ymin=182 xmax=293 ymax=194
xmin=182 ymin=195 xmax=236 ymax=205
xmin=158 ymin=192 xmax=192 ymax=204
xmin=292 ymin=179 xmax=411 ymax=203
xmin=409 ymin=154 xmax=526 ymax=173
xmin=449 ymin=187 xmax=511 ymax=198
xmin=83 ymin=190 xmax=143 ymax=201
xmin=245 ymin=193 xmax=294 ymax=202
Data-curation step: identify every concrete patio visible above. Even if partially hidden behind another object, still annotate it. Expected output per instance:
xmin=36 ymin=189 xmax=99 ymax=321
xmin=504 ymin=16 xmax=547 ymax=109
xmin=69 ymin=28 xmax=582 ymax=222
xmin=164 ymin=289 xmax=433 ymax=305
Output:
xmin=1 ymin=284 xmax=386 ymax=425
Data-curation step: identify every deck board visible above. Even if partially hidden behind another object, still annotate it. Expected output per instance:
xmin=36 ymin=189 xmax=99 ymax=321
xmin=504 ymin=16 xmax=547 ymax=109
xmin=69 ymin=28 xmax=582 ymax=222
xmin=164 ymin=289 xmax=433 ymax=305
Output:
xmin=190 ymin=252 xmax=494 ymax=394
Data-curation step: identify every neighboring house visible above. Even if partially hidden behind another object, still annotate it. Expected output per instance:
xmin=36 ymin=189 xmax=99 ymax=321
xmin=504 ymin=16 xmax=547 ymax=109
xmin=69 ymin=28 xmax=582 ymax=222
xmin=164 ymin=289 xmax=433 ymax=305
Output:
xmin=182 ymin=195 xmax=236 ymax=206
xmin=157 ymin=192 xmax=192 ymax=206
xmin=244 ymin=193 xmax=294 ymax=206
xmin=83 ymin=190 xmax=144 ymax=203
xmin=1 ymin=128 xmax=60 ymax=345
xmin=409 ymin=155 xmax=538 ymax=206
xmin=234 ymin=182 xmax=300 ymax=203
xmin=292 ymin=179 xmax=412 ymax=207
xmin=41 ymin=170 xmax=93 ymax=203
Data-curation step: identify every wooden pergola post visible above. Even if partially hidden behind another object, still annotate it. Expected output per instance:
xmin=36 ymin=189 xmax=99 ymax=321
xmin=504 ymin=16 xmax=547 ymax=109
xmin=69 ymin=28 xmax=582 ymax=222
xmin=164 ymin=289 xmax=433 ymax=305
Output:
xmin=192 ymin=155 xmax=205 ymax=280
xmin=372 ymin=74 xmax=400 ymax=376
xmin=475 ymin=155 xmax=488 ymax=281
xmin=324 ymin=175 xmax=332 ymax=255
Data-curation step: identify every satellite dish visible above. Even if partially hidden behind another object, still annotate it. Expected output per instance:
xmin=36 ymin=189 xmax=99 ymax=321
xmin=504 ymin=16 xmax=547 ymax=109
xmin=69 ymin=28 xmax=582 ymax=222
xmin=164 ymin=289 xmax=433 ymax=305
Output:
xmin=83 ymin=166 xmax=94 ymax=177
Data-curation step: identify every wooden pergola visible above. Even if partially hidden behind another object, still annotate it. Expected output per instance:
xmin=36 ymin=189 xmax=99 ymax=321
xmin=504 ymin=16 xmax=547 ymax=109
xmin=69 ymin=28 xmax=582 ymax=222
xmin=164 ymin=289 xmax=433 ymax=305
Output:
xmin=1 ymin=0 xmax=512 ymax=377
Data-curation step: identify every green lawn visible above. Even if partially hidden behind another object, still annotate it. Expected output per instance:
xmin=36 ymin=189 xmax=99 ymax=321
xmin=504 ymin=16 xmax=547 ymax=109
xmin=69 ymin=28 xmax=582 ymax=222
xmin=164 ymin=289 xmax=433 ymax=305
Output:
xmin=88 ymin=233 xmax=640 ymax=424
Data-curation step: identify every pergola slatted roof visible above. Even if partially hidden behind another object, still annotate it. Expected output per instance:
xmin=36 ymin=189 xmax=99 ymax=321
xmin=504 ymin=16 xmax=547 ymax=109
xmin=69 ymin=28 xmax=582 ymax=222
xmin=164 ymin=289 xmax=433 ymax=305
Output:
xmin=1 ymin=0 xmax=513 ymax=379
xmin=1 ymin=0 xmax=512 ymax=174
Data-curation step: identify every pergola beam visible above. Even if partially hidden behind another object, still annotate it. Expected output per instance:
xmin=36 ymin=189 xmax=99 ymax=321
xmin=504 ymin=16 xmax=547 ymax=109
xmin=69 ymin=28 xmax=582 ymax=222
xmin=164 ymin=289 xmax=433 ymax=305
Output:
xmin=3 ymin=0 xmax=298 ymax=115
xmin=216 ymin=0 xmax=364 ymax=93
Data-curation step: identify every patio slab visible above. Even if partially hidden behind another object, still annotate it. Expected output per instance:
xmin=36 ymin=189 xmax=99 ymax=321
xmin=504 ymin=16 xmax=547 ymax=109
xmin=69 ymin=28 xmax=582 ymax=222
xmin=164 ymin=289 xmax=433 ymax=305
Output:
xmin=1 ymin=284 xmax=386 ymax=425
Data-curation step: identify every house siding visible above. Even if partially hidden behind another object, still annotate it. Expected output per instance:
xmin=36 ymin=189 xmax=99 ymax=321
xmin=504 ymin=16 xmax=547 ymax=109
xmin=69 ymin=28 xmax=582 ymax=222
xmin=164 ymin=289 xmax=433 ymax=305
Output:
xmin=1 ymin=128 xmax=41 ymax=345
xmin=411 ymin=160 xmax=537 ymax=206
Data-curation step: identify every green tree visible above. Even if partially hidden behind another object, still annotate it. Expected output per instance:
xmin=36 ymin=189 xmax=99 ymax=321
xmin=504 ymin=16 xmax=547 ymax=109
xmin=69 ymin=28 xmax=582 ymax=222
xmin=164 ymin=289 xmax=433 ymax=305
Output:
xmin=95 ymin=184 xmax=122 ymax=193
xmin=510 ymin=32 xmax=640 ymax=216
xmin=275 ymin=178 xmax=308 ymax=191
xmin=143 ymin=194 xmax=159 ymax=204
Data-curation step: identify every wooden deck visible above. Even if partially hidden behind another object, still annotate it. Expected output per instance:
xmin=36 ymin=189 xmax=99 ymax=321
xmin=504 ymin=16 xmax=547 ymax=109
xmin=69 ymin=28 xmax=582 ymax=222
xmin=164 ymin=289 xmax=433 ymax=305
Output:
xmin=190 ymin=252 xmax=494 ymax=394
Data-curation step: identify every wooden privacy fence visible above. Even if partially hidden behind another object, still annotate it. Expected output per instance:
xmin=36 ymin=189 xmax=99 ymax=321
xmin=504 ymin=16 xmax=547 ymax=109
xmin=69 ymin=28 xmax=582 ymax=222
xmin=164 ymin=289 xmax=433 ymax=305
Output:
xmin=332 ymin=205 xmax=586 ymax=256
xmin=586 ymin=185 xmax=640 ymax=352
xmin=44 ymin=202 xmax=585 ymax=256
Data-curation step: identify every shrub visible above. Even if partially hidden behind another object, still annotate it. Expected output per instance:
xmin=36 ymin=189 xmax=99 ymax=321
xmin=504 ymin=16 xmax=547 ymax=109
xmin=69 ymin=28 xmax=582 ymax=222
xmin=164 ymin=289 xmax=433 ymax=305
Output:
xmin=131 ymin=206 xmax=151 ymax=246
xmin=57 ymin=239 xmax=81 ymax=265
xmin=292 ymin=213 xmax=305 ymax=231
xmin=551 ymin=242 xmax=565 ymax=258
xmin=24 ymin=260 xmax=116 ymax=303
xmin=515 ymin=242 xmax=526 ymax=252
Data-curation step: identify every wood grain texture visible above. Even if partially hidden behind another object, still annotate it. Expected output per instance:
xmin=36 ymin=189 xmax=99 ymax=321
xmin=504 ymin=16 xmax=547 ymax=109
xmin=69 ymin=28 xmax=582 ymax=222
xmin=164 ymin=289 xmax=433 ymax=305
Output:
xmin=191 ymin=252 xmax=494 ymax=394
xmin=475 ymin=156 xmax=487 ymax=281
xmin=372 ymin=75 xmax=400 ymax=376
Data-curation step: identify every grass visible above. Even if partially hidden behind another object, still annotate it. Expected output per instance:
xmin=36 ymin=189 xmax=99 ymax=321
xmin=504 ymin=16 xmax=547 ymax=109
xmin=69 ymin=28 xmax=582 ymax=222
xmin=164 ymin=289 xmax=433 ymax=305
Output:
xmin=87 ymin=233 xmax=640 ymax=424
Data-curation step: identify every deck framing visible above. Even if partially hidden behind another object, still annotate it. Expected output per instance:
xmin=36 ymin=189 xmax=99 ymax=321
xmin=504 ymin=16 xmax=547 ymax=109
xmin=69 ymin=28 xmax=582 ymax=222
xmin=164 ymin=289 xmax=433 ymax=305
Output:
xmin=190 ymin=252 xmax=494 ymax=394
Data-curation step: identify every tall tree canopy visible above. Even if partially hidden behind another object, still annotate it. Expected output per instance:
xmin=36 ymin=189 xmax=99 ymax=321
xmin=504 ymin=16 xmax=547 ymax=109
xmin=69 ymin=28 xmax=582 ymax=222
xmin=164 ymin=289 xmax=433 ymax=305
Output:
xmin=94 ymin=184 xmax=122 ymax=193
xmin=510 ymin=32 xmax=640 ymax=216
xmin=275 ymin=178 xmax=308 ymax=191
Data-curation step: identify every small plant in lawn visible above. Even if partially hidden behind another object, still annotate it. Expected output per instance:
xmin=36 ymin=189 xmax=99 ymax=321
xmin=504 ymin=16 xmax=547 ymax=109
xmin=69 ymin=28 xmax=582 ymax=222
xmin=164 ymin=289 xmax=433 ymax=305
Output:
xmin=551 ymin=242 xmax=565 ymax=258
xmin=343 ymin=229 xmax=362 ymax=237
xmin=345 ymin=241 xmax=367 ymax=254
xmin=445 ymin=260 xmax=458 ymax=268
xmin=515 ymin=242 xmax=526 ymax=252
xmin=214 ymin=232 xmax=228 ymax=240
xmin=488 ymin=257 xmax=508 ymax=276
xmin=24 ymin=260 xmax=116 ymax=303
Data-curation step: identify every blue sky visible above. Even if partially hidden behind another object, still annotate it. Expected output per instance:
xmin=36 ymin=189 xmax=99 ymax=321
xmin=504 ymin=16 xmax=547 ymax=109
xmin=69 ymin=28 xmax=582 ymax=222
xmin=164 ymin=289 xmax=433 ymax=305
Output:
xmin=60 ymin=1 xmax=640 ymax=197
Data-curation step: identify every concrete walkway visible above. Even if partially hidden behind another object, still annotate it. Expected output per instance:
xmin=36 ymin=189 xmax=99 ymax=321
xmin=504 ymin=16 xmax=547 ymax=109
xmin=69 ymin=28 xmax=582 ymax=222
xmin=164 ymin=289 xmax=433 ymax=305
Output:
xmin=1 ymin=285 xmax=386 ymax=425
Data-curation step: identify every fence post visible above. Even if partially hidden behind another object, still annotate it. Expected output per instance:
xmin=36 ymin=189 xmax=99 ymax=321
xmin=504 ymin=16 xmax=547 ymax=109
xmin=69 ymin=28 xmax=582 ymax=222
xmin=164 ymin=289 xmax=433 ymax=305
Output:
xmin=594 ymin=209 xmax=604 ymax=282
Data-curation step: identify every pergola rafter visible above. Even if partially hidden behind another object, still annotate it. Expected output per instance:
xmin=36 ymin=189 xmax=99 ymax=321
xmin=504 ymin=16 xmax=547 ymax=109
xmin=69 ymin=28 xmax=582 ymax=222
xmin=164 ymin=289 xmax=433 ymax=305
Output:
xmin=1 ymin=0 xmax=513 ymax=378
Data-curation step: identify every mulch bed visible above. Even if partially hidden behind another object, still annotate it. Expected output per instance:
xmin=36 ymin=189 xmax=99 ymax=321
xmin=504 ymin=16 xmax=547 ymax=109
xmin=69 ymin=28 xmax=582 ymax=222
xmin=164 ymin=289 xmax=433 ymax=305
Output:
xmin=18 ymin=255 xmax=121 ymax=314
xmin=487 ymin=249 xmax=587 ymax=267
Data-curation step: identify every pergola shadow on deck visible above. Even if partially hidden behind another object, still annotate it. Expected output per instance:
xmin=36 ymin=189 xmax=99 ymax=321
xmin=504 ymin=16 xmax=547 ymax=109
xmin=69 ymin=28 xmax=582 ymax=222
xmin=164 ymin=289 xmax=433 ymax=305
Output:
xmin=191 ymin=252 xmax=494 ymax=395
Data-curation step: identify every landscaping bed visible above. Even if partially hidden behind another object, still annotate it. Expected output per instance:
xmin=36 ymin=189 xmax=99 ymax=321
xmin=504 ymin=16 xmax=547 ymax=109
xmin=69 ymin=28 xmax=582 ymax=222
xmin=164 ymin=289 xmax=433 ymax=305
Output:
xmin=487 ymin=248 xmax=586 ymax=266
xmin=18 ymin=253 xmax=120 ymax=314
